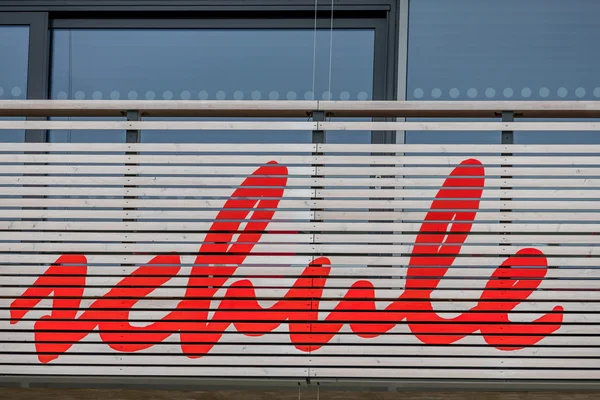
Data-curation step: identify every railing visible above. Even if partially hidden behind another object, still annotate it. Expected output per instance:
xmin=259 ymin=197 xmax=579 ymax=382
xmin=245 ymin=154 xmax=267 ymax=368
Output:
xmin=1 ymin=100 xmax=600 ymax=390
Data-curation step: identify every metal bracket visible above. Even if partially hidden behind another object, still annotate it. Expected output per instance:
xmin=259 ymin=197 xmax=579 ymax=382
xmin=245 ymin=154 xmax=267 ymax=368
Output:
xmin=126 ymin=110 xmax=140 ymax=143
xmin=501 ymin=110 xmax=514 ymax=145
xmin=312 ymin=110 xmax=326 ymax=143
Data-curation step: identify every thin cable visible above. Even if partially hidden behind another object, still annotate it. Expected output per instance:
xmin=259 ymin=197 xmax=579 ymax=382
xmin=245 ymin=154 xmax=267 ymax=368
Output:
xmin=327 ymin=0 xmax=335 ymax=100
xmin=311 ymin=0 xmax=318 ymax=99
xmin=67 ymin=30 xmax=74 ymax=142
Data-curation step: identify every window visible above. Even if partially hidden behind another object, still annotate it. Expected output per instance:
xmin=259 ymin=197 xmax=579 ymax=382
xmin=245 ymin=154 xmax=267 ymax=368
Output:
xmin=406 ymin=0 xmax=600 ymax=144
xmin=49 ymin=17 xmax=387 ymax=144
xmin=0 ymin=25 xmax=29 ymax=143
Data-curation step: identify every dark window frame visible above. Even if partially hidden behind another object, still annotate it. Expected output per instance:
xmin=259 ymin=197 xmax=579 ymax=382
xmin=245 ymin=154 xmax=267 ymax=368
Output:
xmin=0 ymin=0 xmax=394 ymax=12
xmin=50 ymin=16 xmax=395 ymax=144
xmin=0 ymin=12 xmax=50 ymax=142
xmin=51 ymin=16 xmax=390 ymax=100
xmin=0 ymin=12 xmax=49 ymax=100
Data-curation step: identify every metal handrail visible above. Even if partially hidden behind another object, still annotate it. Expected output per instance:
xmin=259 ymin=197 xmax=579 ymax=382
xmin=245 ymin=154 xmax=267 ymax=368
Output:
xmin=1 ymin=100 xmax=600 ymax=118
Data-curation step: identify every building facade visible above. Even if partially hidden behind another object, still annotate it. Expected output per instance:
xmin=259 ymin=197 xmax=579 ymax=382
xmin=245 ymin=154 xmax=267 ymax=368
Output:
xmin=2 ymin=0 xmax=600 ymax=144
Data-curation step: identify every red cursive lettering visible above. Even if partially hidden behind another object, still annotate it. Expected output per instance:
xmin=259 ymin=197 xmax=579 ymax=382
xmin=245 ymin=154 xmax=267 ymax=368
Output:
xmin=9 ymin=159 xmax=564 ymax=363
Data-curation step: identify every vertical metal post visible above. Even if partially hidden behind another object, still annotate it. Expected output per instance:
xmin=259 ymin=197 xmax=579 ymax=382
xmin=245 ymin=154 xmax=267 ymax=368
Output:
xmin=22 ymin=13 xmax=51 ymax=231
xmin=311 ymin=109 xmax=326 ymax=245
xmin=501 ymin=111 xmax=514 ymax=258
xmin=125 ymin=110 xmax=140 ymax=211
xmin=25 ymin=12 xmax=50 ymax=143
xmin=124 ymin=111 xmax=140 ymax=262
xmin=309 ymin=109 xmax=326 ymax=383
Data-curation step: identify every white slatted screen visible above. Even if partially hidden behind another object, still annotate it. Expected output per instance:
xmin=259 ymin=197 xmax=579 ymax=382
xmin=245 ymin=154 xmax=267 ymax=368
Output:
xmin=0 ymin=101 xmax=598 ymax=384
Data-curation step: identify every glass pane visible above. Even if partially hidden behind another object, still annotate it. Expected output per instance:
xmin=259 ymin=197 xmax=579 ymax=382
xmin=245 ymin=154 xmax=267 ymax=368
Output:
xmin=50 ymin=28 xmax=375 ymax=144
xmin=407 ymin=0 xmax=600 ymax=144
xmin=408 ymin=0 xmax=600 ymax=102
xmin=0 ymin=26 xmax=29 ymax=143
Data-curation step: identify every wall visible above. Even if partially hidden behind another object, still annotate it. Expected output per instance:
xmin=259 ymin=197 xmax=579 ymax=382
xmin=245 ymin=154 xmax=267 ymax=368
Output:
xmin=2 ymin=388 xmax=600 ymax=400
